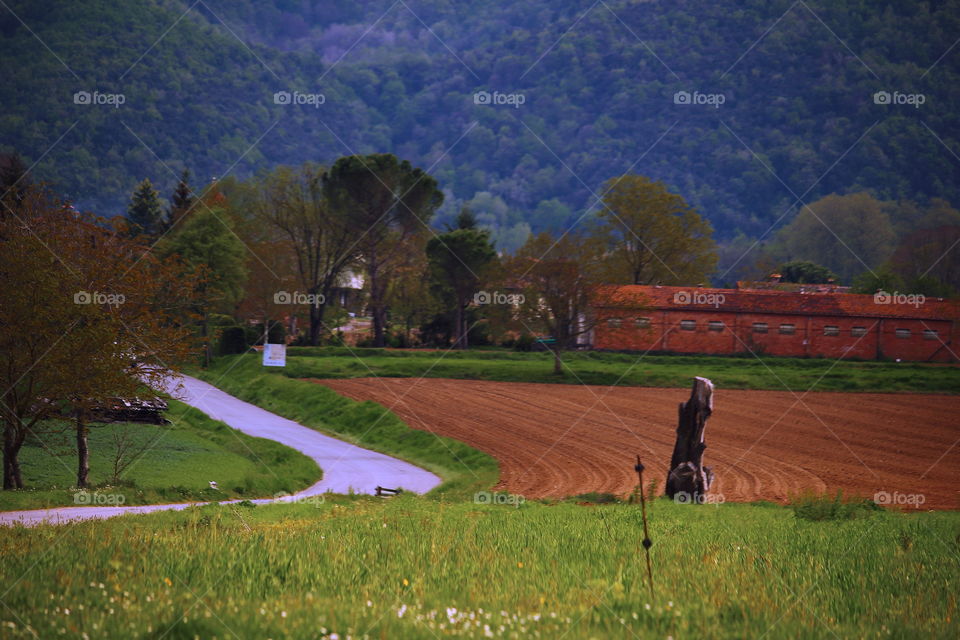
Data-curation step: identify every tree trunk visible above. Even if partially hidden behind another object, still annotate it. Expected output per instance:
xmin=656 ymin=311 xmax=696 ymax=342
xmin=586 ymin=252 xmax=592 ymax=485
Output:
xmin=553 ymin=347 xmax=563 ymax=375
xmin=309 ymin=302 xmax=321 ymax=346
xmin=366 ymin=258 xmax=387 ymax=348
xmin=3 ymin=426 xmax=24 ymax=490
xmin=665 ymin=377 xmax=716 ymax=503
xmin=76 ymin=411 xmax=89 ymax=489
xmin=200 ymin=313 xmax=210 ymax=368
xmin=454 ymin=297 xmax=466 ymax=349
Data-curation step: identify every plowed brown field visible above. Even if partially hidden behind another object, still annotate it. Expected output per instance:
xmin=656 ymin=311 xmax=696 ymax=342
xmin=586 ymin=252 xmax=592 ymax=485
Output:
xmin=314 ymin=378 xmax=960 ymax=509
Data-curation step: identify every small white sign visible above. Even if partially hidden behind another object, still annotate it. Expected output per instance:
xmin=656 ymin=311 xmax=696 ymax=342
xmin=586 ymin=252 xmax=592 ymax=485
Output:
xmin=263 ymin=343 xmax=286 ymax=367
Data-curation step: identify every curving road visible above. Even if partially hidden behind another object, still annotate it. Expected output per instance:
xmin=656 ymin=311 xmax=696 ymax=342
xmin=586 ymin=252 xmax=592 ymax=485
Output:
xmin=0 ymin=374 xmax=441 ymax=527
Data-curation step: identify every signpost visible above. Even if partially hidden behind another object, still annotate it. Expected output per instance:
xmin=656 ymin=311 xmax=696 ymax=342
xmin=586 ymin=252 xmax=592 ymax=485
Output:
xmin=262 ymin=343 xmax=286 ymax=367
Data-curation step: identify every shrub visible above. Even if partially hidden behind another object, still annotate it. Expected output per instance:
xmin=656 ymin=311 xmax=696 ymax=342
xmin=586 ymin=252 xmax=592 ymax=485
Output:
xmin=514 ymin=333 xmax=535 ymax=352
xmin=789 ymin=490 xmax=881 ymax=521
xmin=218 ymin=326 xmax=247 ymax=355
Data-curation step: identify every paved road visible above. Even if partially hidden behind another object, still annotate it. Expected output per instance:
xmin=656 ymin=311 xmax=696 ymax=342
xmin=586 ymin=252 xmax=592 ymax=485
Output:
xmin=0 ymin=374 xmax=441 ymax=526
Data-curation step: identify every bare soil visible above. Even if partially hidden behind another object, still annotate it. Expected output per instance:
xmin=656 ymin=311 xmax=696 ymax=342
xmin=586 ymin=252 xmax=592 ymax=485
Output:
xmin=315 ymin=378 xmax=960 ymax=509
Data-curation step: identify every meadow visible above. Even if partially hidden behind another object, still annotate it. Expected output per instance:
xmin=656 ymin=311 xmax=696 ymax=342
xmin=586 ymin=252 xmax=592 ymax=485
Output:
xmin=1 ymin=495 xmax=956 ymax=639
xmin=273 ymin=347 xmax=960 ymax=394
xmin=2 ymin=350 xmax=957 ymax=639
xmin=0 ymin=400 xmax=320 ymax=511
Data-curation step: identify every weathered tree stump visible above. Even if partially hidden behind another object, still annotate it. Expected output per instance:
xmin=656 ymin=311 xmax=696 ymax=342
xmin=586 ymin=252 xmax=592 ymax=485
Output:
xmin=665 ymin=377 xmax=716 ymax=504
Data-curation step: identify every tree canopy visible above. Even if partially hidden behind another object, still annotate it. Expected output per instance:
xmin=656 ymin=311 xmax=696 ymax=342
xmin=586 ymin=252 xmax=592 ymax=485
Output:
xmin=597 ymin=175 xmax=718 ymax=286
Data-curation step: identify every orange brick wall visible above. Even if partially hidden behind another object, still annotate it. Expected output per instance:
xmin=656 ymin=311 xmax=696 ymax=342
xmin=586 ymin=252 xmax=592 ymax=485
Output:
xmin=594 ymin=309 xmax=959 ymax=362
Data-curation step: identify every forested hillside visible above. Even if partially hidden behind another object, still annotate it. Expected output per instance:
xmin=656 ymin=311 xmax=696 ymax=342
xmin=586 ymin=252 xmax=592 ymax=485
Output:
xmin=2 ymin=0 xmax=958 ymax=251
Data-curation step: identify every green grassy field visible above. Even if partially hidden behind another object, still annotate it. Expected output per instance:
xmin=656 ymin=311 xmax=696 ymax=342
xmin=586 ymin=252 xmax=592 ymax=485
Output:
xmin=262 ymin=347 xmax=960 ymax=393
xmin=1 ymin=353 xmax=956 ymax=639
xmin=2 ymin=496 xmax=956 ymax=639
xmin=0 ymin=400 xmax=321 ymax=511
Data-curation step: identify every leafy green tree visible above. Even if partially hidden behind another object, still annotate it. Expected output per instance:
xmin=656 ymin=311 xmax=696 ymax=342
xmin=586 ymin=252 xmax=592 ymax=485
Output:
xmin=776 ymin=193 xmax=896 ymax=283
xmin=159 ymin=207 xmax=247 ymax=366
xmin=597 ymin=175 xmax=717 ymax=285
xmin=850 ymin=264 xmax=905 ymax=295
xmin=505 ymin=230 xmax=604 ymax=375
xmin=426 ymin=209 xmax=497 ymax=349
xmin=255 ymin=164 xmax=356 ymax=345
xmin=324 ymin=154 xmax=443 ymax=347
xmin=127 ymin=178 xmax=165 ymax=237
xmin=777 ymin=260 xmax=837 ymax=284
xmin=889 ymin=226 xmax=960 ymax=297
xmin=1 ymin=185 xmax=197 ymax=489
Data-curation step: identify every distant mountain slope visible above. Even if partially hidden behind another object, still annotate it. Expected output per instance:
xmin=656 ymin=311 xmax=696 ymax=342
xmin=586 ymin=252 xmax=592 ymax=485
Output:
xmin=2 ymin=0 xmax=958 ymax=243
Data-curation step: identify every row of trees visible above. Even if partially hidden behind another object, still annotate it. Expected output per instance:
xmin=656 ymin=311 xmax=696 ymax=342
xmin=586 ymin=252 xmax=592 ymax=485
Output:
xmin=723 ymin=192 xmax=960 ymax=295
xmin=152 ymin=160 xmax=960 ymax=360
xmin=120 ymin=156 xmax=720 ymax=355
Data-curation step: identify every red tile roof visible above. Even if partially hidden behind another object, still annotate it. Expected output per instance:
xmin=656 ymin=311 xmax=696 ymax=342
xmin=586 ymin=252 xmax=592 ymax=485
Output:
xmin=593 ymin=285 xmax=960 ymax=321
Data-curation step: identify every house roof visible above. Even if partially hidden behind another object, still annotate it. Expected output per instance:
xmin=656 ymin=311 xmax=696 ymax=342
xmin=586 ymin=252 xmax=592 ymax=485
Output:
xmin=593 ymin=285 xmax=960 ymax=322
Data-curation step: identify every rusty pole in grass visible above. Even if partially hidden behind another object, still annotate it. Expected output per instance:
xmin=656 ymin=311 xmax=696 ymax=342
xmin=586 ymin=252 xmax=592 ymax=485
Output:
xmin=635 ymin=455 xmax=654 ymax=599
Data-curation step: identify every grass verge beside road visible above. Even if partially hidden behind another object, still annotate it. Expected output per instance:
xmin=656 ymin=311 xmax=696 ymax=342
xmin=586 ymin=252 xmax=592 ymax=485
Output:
xmin=2 ymin=496 xmax=956 ymax=638
xmin=192 ymin=358 xmax=499 ymax=498
xmin=0 ymin=400 xmax=320 ymax=511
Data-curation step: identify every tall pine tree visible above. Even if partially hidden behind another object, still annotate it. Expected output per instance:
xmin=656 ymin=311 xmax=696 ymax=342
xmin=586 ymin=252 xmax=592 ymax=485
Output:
xmin=167 ymin=169 xmax=194 ymax=231
xmin=0 ymin=152 xmax=29 ymax=216
xmin=426 ymin=207 xmax=497 ymax=349
xmin=126 ymin=178 xmax=165 ymax=237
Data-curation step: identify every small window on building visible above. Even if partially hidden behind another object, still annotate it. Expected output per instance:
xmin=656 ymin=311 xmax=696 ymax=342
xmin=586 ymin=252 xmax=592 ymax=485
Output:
xmin=680 ymin=319 xmax=696 ymax=331
xmin=823 ymin=325 xmax=839 ymax=336
xmin=635 ymin=317 xmax=651 ymax=329
xmin=779 ymin=323 xmax=796 ymax=335
xmin=752 ymin=322 xmax=768 ymax=334
xmin=851 ymin=326 xmax=867 ymax=337
xmin=607 ymin=318 xmax=622 ymax=329
xmin=708 ymin=320 xmax=724 ymax=332
xmin=923 ymin=329 xmax=939 ymax=340
xmin=895 ymin=328 xmax=910 ymax=339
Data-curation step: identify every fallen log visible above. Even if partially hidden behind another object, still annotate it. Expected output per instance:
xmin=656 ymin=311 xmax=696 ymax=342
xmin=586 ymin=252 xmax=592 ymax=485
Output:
xmin=665 ymin=377 xmax=716 ymax=503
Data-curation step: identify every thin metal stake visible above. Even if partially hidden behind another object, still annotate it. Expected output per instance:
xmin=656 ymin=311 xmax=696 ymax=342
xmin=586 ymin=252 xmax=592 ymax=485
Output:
xmin=635 ymin=455 xmax=654 ymax=599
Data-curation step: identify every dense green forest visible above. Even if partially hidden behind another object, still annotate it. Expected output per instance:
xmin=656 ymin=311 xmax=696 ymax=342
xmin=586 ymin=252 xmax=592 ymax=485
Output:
xmin=2 ymin=0 xmax=958 ymax=261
